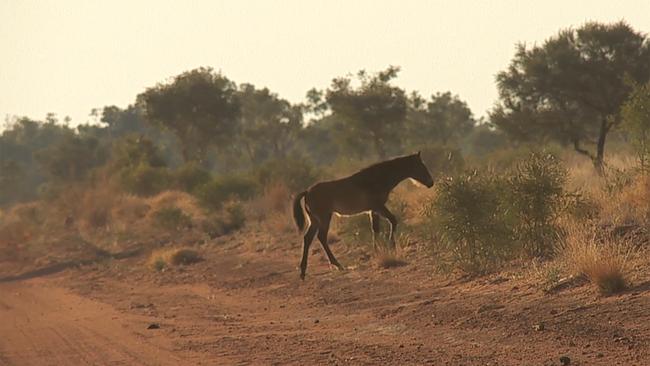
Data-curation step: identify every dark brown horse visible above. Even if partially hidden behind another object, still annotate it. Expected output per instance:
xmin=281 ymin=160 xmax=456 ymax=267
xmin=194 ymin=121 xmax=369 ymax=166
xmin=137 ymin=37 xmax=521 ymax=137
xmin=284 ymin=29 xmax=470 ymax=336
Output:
xmin=292 ymin=152 xmax=434 ymax=279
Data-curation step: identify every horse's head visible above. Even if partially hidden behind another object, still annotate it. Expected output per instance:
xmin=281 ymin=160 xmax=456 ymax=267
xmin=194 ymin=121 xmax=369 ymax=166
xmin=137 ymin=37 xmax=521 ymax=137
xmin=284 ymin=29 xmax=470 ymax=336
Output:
xmin=408 ymin=151 xmax=434 ymax=188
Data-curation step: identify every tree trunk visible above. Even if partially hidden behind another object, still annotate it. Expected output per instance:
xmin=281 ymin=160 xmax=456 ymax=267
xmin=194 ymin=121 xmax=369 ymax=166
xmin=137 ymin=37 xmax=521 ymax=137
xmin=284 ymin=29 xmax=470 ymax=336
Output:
xmin=593 ymin=117 xmax=609 ymax=175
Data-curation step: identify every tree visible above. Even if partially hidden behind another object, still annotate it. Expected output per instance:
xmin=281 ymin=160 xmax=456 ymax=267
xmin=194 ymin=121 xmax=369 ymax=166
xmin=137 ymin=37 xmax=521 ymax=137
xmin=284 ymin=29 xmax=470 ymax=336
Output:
xmin=405 ymin=91 xmax=475 ymax=148
xmin=137 ymin=67 xmax=240 ymax=163
xmin=97 ymin=105 xmax=146 ymax=138
xmin=0 ymin=160 xmax=27 ymax=206
xmin=492 ymin=21 xmax=650 ymax=171
xmin=621 ymin=82 xmax=650 ymax=172
xmin=34 ymin=135 xmax=107 ymax=182
xmin=0 ymin=116 xmax=75 ymax=204
xmin=237 ymin=83 xmax=302 ymax=164
xmin=324 ymin=66 xmax=407 ymax=159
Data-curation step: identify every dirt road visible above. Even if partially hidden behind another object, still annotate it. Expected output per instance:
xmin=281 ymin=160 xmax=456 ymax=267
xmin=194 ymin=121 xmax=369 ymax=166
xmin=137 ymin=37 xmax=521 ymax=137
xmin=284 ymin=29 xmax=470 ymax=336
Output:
xmin=0 ymin=279 xmax=187 ymax=366
xmin=1 ymin=229 xmax=650 ymax=365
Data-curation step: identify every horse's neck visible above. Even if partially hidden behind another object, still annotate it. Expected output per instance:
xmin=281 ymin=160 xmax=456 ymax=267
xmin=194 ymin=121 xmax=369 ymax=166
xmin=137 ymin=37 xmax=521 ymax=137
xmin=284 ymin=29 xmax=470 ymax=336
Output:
xmin=374 ymin=160 xmax=411 ymax=191
xmin=385 ymin=166 xmax=410 ymax=190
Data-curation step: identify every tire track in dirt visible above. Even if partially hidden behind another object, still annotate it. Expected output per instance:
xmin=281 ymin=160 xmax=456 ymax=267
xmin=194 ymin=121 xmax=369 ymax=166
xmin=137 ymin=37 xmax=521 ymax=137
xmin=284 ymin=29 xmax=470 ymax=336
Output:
xmin=0 ymin=279 xmax=193 ymax=366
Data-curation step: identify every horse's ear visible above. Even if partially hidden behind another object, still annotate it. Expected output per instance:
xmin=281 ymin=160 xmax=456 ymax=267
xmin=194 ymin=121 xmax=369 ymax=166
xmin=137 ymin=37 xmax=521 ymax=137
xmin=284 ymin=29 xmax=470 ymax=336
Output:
xmin=417 ymin=151 xmax=421 ymax=157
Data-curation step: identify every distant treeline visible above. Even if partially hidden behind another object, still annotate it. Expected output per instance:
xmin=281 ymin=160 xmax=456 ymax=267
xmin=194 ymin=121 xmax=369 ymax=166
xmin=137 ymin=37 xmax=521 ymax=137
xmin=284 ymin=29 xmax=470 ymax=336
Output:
xmin=1 ymin=21 xmax=649 ymax=207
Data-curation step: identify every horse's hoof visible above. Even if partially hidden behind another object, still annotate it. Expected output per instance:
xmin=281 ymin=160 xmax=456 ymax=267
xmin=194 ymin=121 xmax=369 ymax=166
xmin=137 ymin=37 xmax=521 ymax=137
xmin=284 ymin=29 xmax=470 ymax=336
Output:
xmin=336 ymin=264 xmax=346 ymax=271
xmin=300 ymin=273 xmax=306 ymax=280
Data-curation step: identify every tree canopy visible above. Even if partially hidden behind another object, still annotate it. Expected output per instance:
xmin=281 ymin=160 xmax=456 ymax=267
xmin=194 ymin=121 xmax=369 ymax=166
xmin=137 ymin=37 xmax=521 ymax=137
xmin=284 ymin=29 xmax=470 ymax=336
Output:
xmin=405 ymin=91 xmax=476 ymax=148
xmin=491 ymin=21 xmax=650 ymax=169
xmin=324 ymin=66 xmax=408 ymax=159
xmin=137 ymin=67 xmax=241 ymax=163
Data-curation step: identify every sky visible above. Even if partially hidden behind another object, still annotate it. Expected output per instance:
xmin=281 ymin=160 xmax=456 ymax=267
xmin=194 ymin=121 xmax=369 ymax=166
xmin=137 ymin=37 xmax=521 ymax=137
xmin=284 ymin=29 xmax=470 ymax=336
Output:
xmin=1 ymin=0 xmax=649 ymax=126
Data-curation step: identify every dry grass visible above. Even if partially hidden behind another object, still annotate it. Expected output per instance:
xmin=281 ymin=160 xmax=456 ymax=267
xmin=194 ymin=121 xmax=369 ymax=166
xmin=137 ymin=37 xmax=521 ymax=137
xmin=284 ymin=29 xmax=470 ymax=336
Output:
xmin=110 ymin=195 xmax=151 ymax=231
xmin=148 ymin=247 xmax=202 ymax=271
xmin=557 ymin=221 xmax=634 ymax=295
xmin=146 ymin=190 xmax=205 ymax=222
xmin=247 ymin=182 xmax=294 ymax=233
xmin=0 ymin=202 xmax=46 ymax=246
xmin=77 ymin=185 xmax=121 ymax=233
xmin=373 ymin=234 xmax=410 ymax=269
xmin=391 ymin=181 xmax=437 ymax=225
xmin=375 ymin=249 xmax=407 ymax=269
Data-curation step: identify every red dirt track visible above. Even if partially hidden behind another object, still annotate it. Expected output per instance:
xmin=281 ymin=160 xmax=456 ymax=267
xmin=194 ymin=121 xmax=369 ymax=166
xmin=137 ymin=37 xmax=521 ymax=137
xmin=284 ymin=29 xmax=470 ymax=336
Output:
xmin=1 ymin=229 xmax=649 ymax=365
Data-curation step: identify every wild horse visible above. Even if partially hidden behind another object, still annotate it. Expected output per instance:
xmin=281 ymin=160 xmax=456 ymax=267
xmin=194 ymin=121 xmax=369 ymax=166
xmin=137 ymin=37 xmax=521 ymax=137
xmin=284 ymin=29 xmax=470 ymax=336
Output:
xmin=292 ymin=152 xmax=434 ymax=279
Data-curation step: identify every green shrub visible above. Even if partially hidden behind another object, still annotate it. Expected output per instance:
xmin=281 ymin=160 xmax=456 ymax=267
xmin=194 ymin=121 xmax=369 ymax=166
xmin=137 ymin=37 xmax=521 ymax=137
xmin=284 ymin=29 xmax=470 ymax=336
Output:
xmin=563 ymin=191 xmax=599 ymax=222
xmin=471 ymin=144 xmax=563 ymax=172
xmin=419 ymin=145 xmax=465 ymax=178
xmin=120 ymin=163 xmax=172 ymax=196
xmin=427 ymin=171 xmax=513 ymax=273
xmin=174 ymin=162 xmax=211 ymax=193
xmin=152 ymin=206 xmax=192 ymax=230
xmin=603 ymin=166 xmax=635 ymax=195
xmin=195 ymin=175 xmax=257 ymax=211
xmin=222 ymin=200 xmax=246 ymax=233
xmin=621 ymin=81 xmax=650 ymax=173
xmin=200 ymin=201 xmax=246 ymax=238
xmin=506 ymin=153 xmax=567 ymax=256
xmin=36 ymin=182 xmax=62 ymax=201
xmin=253 ymin=158 xmax=320 ymax=192
xmin=425 ymin=152 xmax=572 ymax=272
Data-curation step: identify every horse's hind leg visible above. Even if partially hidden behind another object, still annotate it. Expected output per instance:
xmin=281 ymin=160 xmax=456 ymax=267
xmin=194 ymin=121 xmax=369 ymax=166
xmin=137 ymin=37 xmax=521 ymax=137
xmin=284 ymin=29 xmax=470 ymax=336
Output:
xmin=370 ymin=212 xmax=381 ymax=251
xmin=317 ymin=213 xmax=345 ymax=271
xmin=377 ymin=206 xmax=398 ymax=248
xmin=300 ymin=224 xmax=318 ymax=280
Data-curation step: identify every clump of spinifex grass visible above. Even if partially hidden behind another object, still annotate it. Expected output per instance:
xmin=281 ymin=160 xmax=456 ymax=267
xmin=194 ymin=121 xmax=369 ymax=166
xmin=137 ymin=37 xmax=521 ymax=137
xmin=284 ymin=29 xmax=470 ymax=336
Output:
xmin=373 ymin=235 xmax=409 ymax=269
xmin=375 ymin=251 xmax=407 ymax=269
xmin=557 ymin=222 xmax=633 ymax=295
xmin=148 ymin=247 xmax=202 ymax=271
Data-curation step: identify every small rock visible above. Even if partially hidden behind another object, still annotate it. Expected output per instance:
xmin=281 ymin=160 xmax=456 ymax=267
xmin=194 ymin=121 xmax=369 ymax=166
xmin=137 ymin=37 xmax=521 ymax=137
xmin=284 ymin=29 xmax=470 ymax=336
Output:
xmin=147 ymin=323 xmax=160 ymax=329
xmin=596 ymin=353 xmax=604 ymax=358
xmin=533 ymin=323 xmax=545 ymax=331
xmin=314 ymin=319 xmax=320 ymax=324
xmin=559 ymin=355 xmax=571 ymax=365
xmin=550 ymin=309 xmax=558 ymax=315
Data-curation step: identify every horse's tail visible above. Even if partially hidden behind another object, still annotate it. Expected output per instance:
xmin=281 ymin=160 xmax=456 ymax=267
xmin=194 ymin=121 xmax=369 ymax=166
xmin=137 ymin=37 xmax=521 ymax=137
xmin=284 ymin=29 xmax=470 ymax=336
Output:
xmin=292 ymin=191 xmax=308 ymax=232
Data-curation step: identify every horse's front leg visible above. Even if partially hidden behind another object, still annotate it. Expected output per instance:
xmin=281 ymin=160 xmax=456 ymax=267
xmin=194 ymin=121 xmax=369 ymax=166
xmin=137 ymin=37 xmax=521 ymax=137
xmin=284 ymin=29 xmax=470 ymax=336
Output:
xmin=370 ymin=211 xmax=381 ymax=251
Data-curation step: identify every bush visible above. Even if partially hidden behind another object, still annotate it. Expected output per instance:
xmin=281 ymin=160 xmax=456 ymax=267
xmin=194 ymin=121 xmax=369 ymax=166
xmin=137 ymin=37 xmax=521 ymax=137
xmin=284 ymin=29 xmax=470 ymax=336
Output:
xmin=148 ymin=247 xmax=202 ymax=271
xmin=200 ymin=200 xmax=246 ymax=238
xmin=471 ymin=144 xmax=563 ymax=172
xmin=427 ymin=171 xmax=513 ymax=273
xmin=152 ymin=206 xmax=192 ymax=230
xmin=120 ymin=163 xmax=172 ymax=196
xmin=253 ymin=157 xmax=320 ymax=192
xmin=603 ymin=166 xmax=635 ymax=195
xmin=621 ymin=81 xmax=650 ymax=173
xmin=558 ymin=222 xmax=633 ymax=295
xmin=195 ymin=175 xmax=257 ymax=211
xmin=425 ymin=153 xmax=573 ymax=272
xmin=174 ymin=162 xmax=211 ymax=193
xmin=418 ymin=145 xmax=465 ymax=178
xmin=507 ymin=153 xmax=567 ymax=256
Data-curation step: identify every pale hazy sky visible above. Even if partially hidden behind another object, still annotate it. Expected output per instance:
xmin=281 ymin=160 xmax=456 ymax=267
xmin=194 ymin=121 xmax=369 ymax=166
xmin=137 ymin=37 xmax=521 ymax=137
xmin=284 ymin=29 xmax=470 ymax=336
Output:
xmin=1 ymin=1 xmax=649 ymax=126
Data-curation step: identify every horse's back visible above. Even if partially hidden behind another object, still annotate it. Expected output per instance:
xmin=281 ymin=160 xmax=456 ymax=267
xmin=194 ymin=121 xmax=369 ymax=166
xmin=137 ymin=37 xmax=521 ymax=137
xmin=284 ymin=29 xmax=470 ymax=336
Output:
xmin=305 ymin=176 xmax=383 ymax=215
